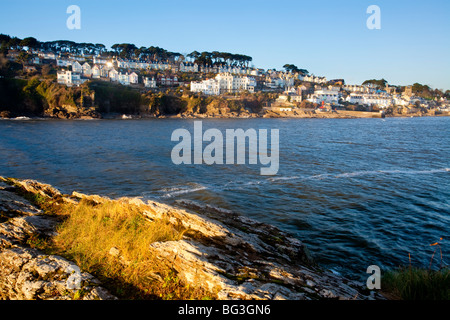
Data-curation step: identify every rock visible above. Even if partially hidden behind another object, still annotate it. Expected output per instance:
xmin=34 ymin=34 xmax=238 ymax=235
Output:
xmin=0 ymin=189 xmax=43 ymax=216
xmin=0 ymin=246 xmax=116 ymax=300
xmin=0 ymin=177 xmax=382 ymax=300
xmin=0 ymin=179 xmax=116 ymax=300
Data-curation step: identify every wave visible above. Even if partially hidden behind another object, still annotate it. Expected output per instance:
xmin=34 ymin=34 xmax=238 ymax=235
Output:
xmin=11 ymin=116 xmax=33 ymax=120
xmin=266 ymin=168 xmax=449 ymax=183
xmin=158 ymin=184 xmax=208 ymax=198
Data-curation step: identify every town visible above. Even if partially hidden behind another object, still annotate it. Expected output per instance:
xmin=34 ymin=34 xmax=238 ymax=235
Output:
xmin=1 ymin=34 xmax=449 ymax=118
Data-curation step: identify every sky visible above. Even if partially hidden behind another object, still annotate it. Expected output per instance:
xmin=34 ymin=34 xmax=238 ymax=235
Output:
xmin=0 ymin=0 xmax=449 ymax=90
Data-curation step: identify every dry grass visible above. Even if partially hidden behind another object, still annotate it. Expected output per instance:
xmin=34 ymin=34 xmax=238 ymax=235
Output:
xmin=13 ymin=184 xmax=214 ymax=300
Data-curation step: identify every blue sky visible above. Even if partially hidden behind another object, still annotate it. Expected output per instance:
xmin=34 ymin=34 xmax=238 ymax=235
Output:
xmin=1 ymin=0 xmax=449 ymax=90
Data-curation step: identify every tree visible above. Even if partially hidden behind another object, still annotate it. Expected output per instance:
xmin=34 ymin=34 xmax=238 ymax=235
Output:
xmin=17 ymin=51 xmax=31 ymax=64
xmin=283 ymin=64 xmax=299 ymax=73
xmin=362 ymin=79 xmax=388 ymax=88
xmin=19 ymin=37 xmax=39 ymax=50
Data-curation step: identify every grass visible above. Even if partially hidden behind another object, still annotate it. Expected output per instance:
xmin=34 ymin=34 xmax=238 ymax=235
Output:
xmin=49 ymin=199 xmax=214 ymax=300
xmin=6 ymin=179 xmax=215 ymax=300
xmin=382 ymin=267 xmax=449 ymax=300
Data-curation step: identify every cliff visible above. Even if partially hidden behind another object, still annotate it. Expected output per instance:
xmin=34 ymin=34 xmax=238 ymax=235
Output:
xmin=0 ymin=176 xmax=383 ymax=300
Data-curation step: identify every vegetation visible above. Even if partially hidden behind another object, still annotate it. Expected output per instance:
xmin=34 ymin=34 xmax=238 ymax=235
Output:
xmin=362 ymin=78 xmax=388 ymax=88
xmin=14 ymin=182 xmax=215 ymax=300
xmin=382 ymin=267 xmax=449 ymax=300
xmin=382 ymin=238 xmax=449 ymax=300
xmin=283 ymin=64 xmax=308 ymax=75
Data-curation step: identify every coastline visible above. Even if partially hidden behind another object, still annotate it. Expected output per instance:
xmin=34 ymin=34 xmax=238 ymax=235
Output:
xmin=0 ymin=176 xmax=385 ymax=300
xmin=2 ymin=110 xmax=449 ymax=121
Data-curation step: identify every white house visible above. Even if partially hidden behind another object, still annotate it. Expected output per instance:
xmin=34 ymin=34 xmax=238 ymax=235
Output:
xmin=308 ymin=89 xmax=341 ymax=105
xmin=190 ymin=79 xmax=220 ymax=95
xmin=215 ymin=73 xmax=256 ymax=93
xmin=71 ymin=61 xmax=83 ymax=73
xmin=302 ymin=74 xmax=327 ymax=84
xmin=56 ymin=58 xmax=71 ymax=67
xmin=118 ymin=72 xmax=130 ymax=85
xmin=346 ymin=93 xmax=394 ymax=108
xmin=92 ymin=65 xmax=101 ymax=79
xmin=57 ymin=70 xmax=85 ymax=87
xmin=93 ymin=56 xmax=108 ymax=65
xmin=144 ymin=77 xmax=157 ymax=88
xmin=109 ymin=69 xmax=119 ymax=82
xmin=129 ymin=72 xmax=138 ymax=84
xmin=82 ymin=62 xmax=92 ymax=76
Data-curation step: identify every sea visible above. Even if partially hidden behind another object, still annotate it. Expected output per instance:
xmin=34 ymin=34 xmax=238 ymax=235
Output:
xmin=1 ymin=116 xmax=448 ymax=281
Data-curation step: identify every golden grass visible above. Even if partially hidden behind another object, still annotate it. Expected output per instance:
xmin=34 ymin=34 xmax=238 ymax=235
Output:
xmin=39 ymin=198 xmax=213 ymax=300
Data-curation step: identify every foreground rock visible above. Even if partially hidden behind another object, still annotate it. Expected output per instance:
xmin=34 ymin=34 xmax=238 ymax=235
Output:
xmin=0 ymin=178 xmax=116 ymax=300
xmin=0 ymin=177 xmax=382 ymax=300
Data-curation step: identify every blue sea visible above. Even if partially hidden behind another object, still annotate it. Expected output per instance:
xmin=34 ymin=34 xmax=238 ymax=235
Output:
xmin=1 ymin=116 xmax=449 ymax=281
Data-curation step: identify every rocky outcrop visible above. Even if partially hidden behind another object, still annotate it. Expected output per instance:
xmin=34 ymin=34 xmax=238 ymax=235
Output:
xmin=0 ymin=177 xmax=382 ymax=300
xmin=0 ymin=178 xmax=116 ymax=300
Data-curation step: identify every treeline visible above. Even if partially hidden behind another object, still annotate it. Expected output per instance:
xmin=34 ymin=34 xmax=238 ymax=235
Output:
xmin=0 ymin=34 xmax=254 ymax=67
xmin=362 ymin=78 xmax=450 ymax=100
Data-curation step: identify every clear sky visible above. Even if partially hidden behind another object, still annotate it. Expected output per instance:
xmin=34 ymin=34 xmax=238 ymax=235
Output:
xmin=1 ymin=0 xmax=449 ymax=90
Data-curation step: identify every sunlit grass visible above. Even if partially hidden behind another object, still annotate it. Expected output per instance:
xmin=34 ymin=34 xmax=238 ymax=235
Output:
xmin=49 ymin=199 xmax=213 ymax=299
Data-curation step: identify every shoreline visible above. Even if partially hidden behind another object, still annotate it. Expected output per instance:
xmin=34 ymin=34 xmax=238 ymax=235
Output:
xmin=0 ymin=176 xmax=385 ymax=300
xmin=1 ymin=111 xmax=449 ymax=121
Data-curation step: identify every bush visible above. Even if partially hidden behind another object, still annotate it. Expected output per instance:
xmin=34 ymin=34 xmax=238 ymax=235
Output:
xmin=382 ymin=267 xmax=450 ymax=300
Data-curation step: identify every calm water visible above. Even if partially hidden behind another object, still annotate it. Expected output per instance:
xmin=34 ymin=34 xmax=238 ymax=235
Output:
xmin=1 ymin=117 xmax=449 ymax=280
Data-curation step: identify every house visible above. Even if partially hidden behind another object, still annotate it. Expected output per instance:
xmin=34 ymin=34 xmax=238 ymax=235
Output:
xmin=215 ymin=73 xmax=256 ymax=93
xmin=118 ymin=72 xmax=130 ymax=85
xmin=302 ymin=74 xmax=327 ymax=84
xmin=57 ymin=70 xmax=85 ymax=87
xmin=82 ymin=62 xmax=92 ymax=76
xmin=129 ymin=72 xmax=139 ymax=84
xmin=190 ymin=79 xmax=220 ymax=95
xmin=346 ymin=93 xmax=394 ymax=108
xmin=158 ymin=75 xmax=178 ymax=87
xmin=93 ymin=56 xmax=108 ymax=65
xmin=56 ymin=58 xmax=71 ymax=67
xmin=109 ymin=69 xmax=119 ymax=82
xmin=190 ymin=73 xmax=256 ymax=95
xmin=144 ymin=77 xmax=157 ymax=88
xmin=92 ymin=65 xmax=101 ymax=79
xmin=308 ymin=89 xmax=341 ymax=105
xmin=179 ymin=62 xmax=199 ymax=73
xmin=277 ymin=92 xmax=302 ymax=103
xmin=71 ymin=61 xmax=83 ymax=73
xmin=39 ymin=51 xmax=57 ymax=60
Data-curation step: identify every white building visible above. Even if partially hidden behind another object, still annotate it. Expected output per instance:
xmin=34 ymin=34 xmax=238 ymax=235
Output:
xmin=129 ymin=72 xmax=139 ymax=84
xmin=93 ymin=56 xmax=108 ymax=65
xmin=215 ymin=73 xmax=256 ymax=93
xmin=71 ymin=61 xmax=83 ymax=73
xmin=109 ymin=69 xmax=119 ymax=82
xmin=346 ymin=93 xmax=394 ymax=108
xmin=144 ymin=77 xmax=157 ymax=88
xmin=56 ymin=58 xmax=71 ymax=67
xmin=301 ymin=74 xmax=327 ymax=84
xmin=308 ymin=89 xmax=341 ymax=105
xmin=190 ymin=79 xmax=220 ymax=95
xmin=57 ymin=70 xmax=85 ymax=87
xmin=118 ymin=73 xmax=130 ymax=85
xmin=82 ymin=62 xmax=92 ymax=76
xmin=92 ymin=65 xmax=102 ymax=79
